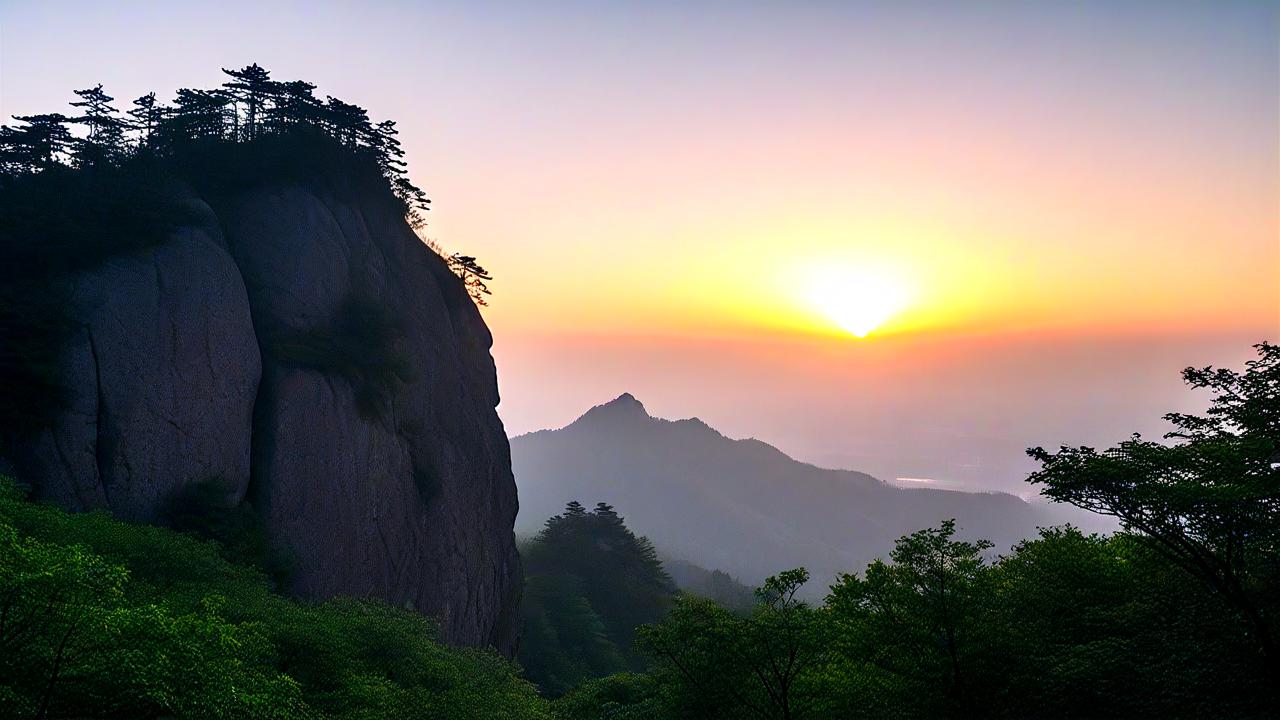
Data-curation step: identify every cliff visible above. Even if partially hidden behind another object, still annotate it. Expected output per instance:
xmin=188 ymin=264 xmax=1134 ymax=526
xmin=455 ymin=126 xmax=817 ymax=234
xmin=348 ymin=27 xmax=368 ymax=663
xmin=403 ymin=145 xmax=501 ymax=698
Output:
xmin=4 ymin=174 xmax=521 ymax=654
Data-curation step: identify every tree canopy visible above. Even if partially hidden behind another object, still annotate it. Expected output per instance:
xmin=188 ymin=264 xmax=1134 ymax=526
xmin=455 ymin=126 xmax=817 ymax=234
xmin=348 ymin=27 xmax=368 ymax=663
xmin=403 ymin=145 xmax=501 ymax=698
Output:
xmin=555 ymin=344 xmax=1278 ymax=719
xmin=1029 ymin=341 xmax=1280 ymax=686
xmin=519 ymin=501 xmax=678 ymax=697
xmin=0 ymin=63 xmax=432 ymax=233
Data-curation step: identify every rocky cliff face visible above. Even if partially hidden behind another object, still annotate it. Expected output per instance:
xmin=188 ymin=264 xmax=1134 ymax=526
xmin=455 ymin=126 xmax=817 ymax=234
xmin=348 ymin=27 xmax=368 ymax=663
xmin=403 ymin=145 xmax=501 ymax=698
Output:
xmin=9 ymin=179 xmax=521 ymax=654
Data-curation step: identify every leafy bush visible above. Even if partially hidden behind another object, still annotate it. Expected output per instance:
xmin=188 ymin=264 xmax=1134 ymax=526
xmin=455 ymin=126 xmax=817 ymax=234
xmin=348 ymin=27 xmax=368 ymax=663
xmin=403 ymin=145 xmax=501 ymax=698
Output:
xmin=162 ymin=477 xmax=293 ymax=588
xmin=0 ymin=476 xmax=550 ymax=719
xmin=551 ymin=673 xmax=667 ymax=720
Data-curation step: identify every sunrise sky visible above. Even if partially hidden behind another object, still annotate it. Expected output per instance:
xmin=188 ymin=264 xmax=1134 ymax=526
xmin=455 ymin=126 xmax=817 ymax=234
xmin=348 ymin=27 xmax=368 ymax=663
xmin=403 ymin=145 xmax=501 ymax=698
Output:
xmin=2 ymin=1 xmax=1276 ymax=493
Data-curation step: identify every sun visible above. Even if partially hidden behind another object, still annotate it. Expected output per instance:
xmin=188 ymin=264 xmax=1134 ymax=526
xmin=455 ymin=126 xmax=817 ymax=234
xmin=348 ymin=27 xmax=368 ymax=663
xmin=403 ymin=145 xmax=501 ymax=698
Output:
xmin=808 ymin=268 xmax=911 ymax=338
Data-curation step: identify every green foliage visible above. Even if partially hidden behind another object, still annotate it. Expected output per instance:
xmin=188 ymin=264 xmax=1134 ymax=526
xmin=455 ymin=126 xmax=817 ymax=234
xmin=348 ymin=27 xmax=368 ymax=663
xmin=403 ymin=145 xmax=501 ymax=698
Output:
xmin=520 ymin=574 xmax=626 ymax=698
xmin=519 ymin=502 xmax=677 ymax=696
xmin=0 ymin=492 xmax=306 ymax=718
xmin=635 ymin=521 xmax=1275 ymax=720
xmin=638 ymin=568 xmax=831 ymax=720
xmin=984 ymin=528 xmax=1264 ymax=719
xmin=269 ymin=293 xmax=413 ymax=420
xmin=1028 ymin=341 xmax=1280 ymax=689
xmin=825 ymin=520 xmax=995 ymax=718
xmin=0 ymin=477 xmax=550 ymax=719
xmin=162 ymin=477 xmax=292 ymax=588
xmin=551 ymin=673 xmax=667 ymax=720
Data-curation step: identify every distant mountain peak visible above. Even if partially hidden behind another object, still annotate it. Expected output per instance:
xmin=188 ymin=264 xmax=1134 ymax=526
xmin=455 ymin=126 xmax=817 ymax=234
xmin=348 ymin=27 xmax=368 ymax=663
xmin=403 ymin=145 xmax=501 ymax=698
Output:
xmin=610 ymin=392 xmax=644 ymax=409
xmin=571 ymin=392 xmax=651 ymax=426
xmin=512 ymin=394 xmax=1045 ymax=595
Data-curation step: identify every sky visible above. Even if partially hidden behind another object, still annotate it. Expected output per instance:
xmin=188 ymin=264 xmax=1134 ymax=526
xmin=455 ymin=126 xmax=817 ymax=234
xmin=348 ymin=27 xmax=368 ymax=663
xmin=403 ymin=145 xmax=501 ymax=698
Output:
xmin=2 ymin=1 xmax=1276 ymax=494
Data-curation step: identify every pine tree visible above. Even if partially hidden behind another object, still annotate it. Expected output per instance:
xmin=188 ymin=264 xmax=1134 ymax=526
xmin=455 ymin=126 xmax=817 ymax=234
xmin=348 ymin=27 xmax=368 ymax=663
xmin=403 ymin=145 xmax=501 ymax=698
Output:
xmin=0 ymin=64 xmax=465 ymax=260
xmin=370 ymin=119 xmax=431 ymax=227
xmin=221 ymin=63 xmax=275 ymax=140
xmin=69 ymin=85 xmax=126 ymax=166
xmin=266 ymin=80 xmax=322 ymax=131
xmin=521 ymin=502 xmax=679 ymax=694
xmin=446 ymin=254 xmax=493 ymax=306
xmin=1 ymin=114 xmax=74 ymax=173
xmin=394 ymin=175 xmax=432 ymax=229
xmin=371 ymin=120 xmax=408 ymax=177
xmin=322 ymin=96 xmax=372 ymax=148
xmin=127 ymin=93 xmax=165 ymax=149
xmin=160 ymin=88 xmax=231 ymax=143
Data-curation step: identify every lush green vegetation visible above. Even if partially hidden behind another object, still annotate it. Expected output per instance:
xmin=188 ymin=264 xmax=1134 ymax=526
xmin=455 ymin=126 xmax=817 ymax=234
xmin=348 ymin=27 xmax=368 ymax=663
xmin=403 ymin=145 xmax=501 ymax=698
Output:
xmin=518 ymin=502 xmax=677 ymax=697
xmin=161 ymin=477 xmax=293 ymax=589
xmin=593 ymin=521 xmax=1271 ymax=720
xmin=8 ymin=342 xmax=1263 ymax=717
xmin=0 ymin=477 xmax=549 ymax=719
xmin=546 ymin=343 xmax=1278 ymax=719
xmin=3 ymin=84 xmax=1276 ymax=718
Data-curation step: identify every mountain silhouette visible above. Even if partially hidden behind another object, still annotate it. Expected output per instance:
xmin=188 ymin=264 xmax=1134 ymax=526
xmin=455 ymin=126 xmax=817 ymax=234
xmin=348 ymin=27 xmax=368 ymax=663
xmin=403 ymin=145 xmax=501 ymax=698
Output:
xmin=512 ymin=394 xmax=1047 ymax=592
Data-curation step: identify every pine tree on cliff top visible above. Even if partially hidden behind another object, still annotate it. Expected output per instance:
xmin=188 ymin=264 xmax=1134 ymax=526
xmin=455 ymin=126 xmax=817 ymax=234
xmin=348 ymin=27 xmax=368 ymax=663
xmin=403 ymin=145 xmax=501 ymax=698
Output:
xmin=127 ymin=92 xmax=164 ymax=149
xmin=70 ymin=85 xmax=126 ymax=166
xmin=221 ymin=63 xmax=275 ymax=141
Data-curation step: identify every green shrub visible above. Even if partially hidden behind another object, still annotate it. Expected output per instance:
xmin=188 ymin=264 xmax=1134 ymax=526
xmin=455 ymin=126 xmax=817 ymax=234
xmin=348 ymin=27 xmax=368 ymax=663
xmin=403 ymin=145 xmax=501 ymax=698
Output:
xmin=0 ymin=476 xmax=550 ymax=720
xmin=551 ymin=673 xmax=667 ymax=720
xmin=162 ymin=477 xmax=293 ymax=589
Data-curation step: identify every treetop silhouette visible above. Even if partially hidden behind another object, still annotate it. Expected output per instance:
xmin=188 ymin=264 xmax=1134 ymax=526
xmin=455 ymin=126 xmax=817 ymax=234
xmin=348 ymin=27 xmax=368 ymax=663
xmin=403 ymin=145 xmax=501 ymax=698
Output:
xmin=1 ymin=62 xmax=431 ymax=231
xmin=0 ymin=63 xmax=491 ymax=304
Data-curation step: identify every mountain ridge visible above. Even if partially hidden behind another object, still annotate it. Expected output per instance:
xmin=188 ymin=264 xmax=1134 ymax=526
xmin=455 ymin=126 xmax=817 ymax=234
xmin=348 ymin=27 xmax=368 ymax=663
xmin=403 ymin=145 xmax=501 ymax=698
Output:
xmin=512 ymin=393 xmax=1043 ymax=592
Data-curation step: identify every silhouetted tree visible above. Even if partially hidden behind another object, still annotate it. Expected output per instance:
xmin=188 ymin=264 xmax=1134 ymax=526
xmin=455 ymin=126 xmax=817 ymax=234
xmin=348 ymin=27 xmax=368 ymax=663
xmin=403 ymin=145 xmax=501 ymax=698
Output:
xmin=448 ymin=254 xmax=493 ymax=306
xmin=158 ymin=88 xmax=231 ymax=143
xmin=266 ymin=80 xmax=323 ymax=131
xmin=221 ymin=63 xmax=275 ymax=141
xmin=1029 ymin=341 xmax=1280 ymax=690
xmin=0 ymin=114 xmax=74 ymax=174
xmin=127 ymin=92 xmax=165 ymax=149
xmin=371 ymin=119 xmax=407 ymax=176
xmin=367 ymin=120 xmax=431 ymax=225
xmin=0 ymin=65 xmax=490 ymax=304
xmin=69 ymin=85 xmax=126 ymax=166
xmin=321 ymin=96 xmax=374 ymax=151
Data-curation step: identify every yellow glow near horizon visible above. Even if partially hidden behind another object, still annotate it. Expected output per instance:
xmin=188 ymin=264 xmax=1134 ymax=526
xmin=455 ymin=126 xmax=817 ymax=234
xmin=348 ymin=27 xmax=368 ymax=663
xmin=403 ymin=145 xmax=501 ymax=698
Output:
xmin=807 ymin=265 xmax=913 ymax=338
